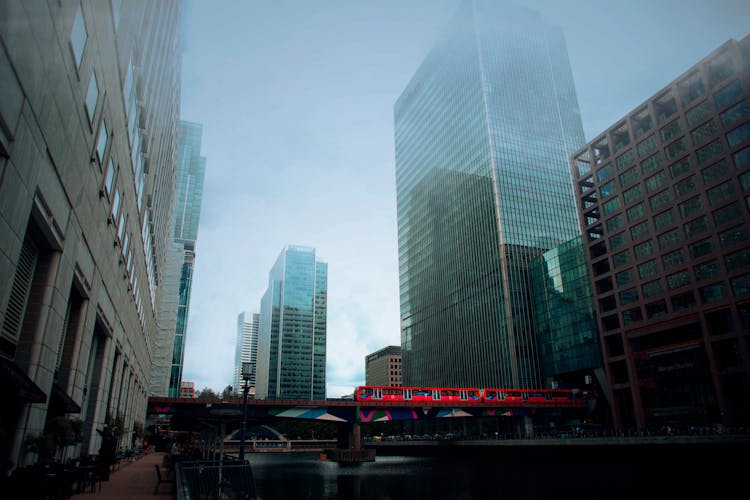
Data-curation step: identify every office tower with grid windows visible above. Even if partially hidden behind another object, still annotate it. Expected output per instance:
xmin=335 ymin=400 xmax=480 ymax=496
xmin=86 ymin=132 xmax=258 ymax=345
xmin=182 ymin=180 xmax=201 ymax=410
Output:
xmin=571 ymin=36 xmax=750 ymax=430
xmin=0 ymin=0 xmax=182 ymax=464
xmin=394 ymin=0 xmax=585 ymax=388
xmin=234 ymin=311 xmax=260 ymax=395
xmin=256 ymin=246 xmax=328 ymax=400
xmin=365 ymin=346 xmax=403 ymax=387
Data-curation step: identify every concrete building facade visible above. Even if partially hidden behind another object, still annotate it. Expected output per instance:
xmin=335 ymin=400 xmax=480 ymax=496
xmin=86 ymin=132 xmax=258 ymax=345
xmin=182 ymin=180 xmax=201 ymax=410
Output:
xmin=0 ymin=0 xmax=182 ymax=465
xmin=365 ymin=346 xmax=403 ymax=387
xmin=571 ymin=36 xmax=750 ymax=430
xmin=234 ymin=311 xmax=259 ymax=396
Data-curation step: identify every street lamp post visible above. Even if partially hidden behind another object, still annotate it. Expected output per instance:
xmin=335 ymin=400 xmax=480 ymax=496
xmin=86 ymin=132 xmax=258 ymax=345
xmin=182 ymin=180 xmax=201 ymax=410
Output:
xmin=239 ymin=361 xmax=252 ymax=461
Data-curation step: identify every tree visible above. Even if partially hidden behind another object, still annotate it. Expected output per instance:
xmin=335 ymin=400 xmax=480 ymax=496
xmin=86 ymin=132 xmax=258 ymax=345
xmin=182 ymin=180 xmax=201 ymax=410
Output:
xmin=196 ymin=387 xmax=218 ymax=399
xmin=221 ymin=385 xmax=234 ymax=400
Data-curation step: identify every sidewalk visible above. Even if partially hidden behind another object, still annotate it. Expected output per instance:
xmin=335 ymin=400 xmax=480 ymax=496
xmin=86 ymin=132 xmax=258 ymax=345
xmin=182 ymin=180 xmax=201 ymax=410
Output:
xmin=70 ymin=451 xmax=174 ymax=499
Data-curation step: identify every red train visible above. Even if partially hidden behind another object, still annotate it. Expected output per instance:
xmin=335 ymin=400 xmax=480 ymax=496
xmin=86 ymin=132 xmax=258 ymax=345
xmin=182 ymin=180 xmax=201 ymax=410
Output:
xmin=354 ymin=386 xmax=586 ymax=403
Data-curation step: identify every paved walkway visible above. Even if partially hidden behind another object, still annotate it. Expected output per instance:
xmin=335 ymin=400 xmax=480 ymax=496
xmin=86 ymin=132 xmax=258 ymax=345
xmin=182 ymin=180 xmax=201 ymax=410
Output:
xmin=70 ymin=451 xmax=174 ymax=499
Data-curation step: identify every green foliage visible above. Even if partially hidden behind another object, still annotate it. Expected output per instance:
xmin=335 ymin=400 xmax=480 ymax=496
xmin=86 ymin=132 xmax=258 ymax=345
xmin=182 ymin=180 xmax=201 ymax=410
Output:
xmin=196 ymin=387 xmax=219 ymax=399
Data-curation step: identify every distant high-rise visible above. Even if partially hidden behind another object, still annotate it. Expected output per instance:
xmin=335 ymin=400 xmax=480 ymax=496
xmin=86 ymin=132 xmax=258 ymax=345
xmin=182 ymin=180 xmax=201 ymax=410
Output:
xmin=0 ymin=0 xmax=182 ymax=464
xmin=365 ymin=346 xmax=403 ymax=387
xmin=394 ymin=0 xmax=585 ymax=388
xmin=162 ymin=121 xmax=206 ymax=398
xmin=234 ymin=312 xmax=260 ymax=395
xmin=256 ymin=246 xmax=328 ymax=400
xmin=571 ymin=36 xmax=750 ymax=431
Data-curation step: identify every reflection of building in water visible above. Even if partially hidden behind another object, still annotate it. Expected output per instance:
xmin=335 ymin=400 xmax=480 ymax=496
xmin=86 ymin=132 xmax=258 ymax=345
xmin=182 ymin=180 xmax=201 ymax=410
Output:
xmin=570 ymin=35 xmax=750 ymax=430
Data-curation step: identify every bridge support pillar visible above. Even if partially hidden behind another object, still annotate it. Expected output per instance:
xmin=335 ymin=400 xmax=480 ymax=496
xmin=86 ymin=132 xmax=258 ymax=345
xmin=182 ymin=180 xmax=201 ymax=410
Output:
xmin=324 ymin=423 xmax=374 ymax=464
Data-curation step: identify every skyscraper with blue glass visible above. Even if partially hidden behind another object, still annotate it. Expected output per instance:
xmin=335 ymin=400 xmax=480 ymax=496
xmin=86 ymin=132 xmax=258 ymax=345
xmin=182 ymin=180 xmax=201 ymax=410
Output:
xmin=256 ymin=245 xmax=328 ymax=400
xmin=154 ymin=121 xmax=206 ymax=398
xmin=395 ymin=0 xmax=585 ymax=389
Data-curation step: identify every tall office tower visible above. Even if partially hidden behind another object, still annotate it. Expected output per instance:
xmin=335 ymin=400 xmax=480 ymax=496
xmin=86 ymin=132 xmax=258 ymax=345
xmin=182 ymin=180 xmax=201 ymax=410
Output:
xmin=158 ymin=121 xmax=206 ymax=398
xmin=394 ymin=0 xmax=585 ymax=388
xmin=0 ymin=1 xmax=182 ymax=464
xmin=256 ymin=246 xmax=328 ymax=400
xmin=365 ymin=346 xmax=403 ymax=387
xmin=570 ymin=36 xmax=750 ymax=431
xmin=234 ymin=312 xmax=260 ymax=395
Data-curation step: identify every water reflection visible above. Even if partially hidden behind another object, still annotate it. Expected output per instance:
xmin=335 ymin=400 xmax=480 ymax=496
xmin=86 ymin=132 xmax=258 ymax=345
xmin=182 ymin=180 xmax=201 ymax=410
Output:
xmin=247 ymin=452 xmax=736 ymax=500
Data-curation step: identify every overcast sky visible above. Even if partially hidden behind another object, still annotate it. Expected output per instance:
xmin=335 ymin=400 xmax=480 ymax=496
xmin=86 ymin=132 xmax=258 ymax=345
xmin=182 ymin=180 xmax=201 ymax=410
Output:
xmin=179 ymin=0 xmax=750 ymax=397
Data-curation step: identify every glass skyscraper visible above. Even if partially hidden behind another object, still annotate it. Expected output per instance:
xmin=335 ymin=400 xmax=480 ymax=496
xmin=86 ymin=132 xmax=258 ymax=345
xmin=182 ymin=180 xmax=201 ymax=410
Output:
xmin=154 ymin=121 xmax=206 ymax=398
xmin=256 ymin=246 xmax=328 ymax=400
xmin=234 ymin=311 xmax=260 ymax=395
xmin=395 ymin=0 xmax=585 ymax=388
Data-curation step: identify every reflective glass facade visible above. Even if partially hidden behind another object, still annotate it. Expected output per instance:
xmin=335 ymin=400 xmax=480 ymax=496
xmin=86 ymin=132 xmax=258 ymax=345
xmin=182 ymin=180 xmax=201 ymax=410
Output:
xmin=166 ymin=121 xmax=206 ymax=398
xmin=528 ymin=236 xmax=601 ymax=378
xmin=395 ymin=0 xmax=585 ymax=388
xmin=257 ymin=246 xmax=327 ymax=400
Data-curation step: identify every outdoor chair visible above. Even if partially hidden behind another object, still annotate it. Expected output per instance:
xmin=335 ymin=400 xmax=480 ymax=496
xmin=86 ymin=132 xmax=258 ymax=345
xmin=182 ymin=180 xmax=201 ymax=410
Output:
xmin=154 ymin=464 xmax=175 ymax=495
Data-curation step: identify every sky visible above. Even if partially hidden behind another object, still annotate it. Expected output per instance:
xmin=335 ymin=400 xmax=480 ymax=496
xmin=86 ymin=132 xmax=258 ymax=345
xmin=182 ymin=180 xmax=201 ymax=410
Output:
xmin=179 ymin=0 xmax=750 ymax=397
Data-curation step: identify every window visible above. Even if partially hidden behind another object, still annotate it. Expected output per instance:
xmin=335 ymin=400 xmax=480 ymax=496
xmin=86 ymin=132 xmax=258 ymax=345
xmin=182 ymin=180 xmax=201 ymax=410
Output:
xmin=662 ymin=248 xmax=686 ymax=270
xmin=734 ymin=146 xmax=750 ymax=170
xmin=616 ymin=149 xmax=635 ymax=171
xmin=707 ymin=180 xmax=736 ymax=206
xmin=649 ymin=190 xmax=672 ymax=211
xmin=638 ymin=259 xmax=658 ymax=279
xmin=632 ymin=108 xmax=653 ymax=139
xmin=725 ymin=247 xmax=750 ymax=271
xmin=597 ymin=163 xmax=613 ymax=183
xmin=623 ymin=184 xmax=643 ymax=205
xmin=622 ymin=307 xmax=643 ymax=325
xmin=85 ymin=72 xmax=98 ymax=125
xmin=627 ymin=202 xmax=645 ymax=223
xmin=679 ymin=72 xmax=706 ymax=105
xmin=619 ymin=288 xmax=639 ymax=305
xmin=602 ymin=197 xmax=621 ymax=216
xmin=671 ymin=291 xmax=696 ymax=311
xmin=613 ymin=123 xmax=631 ymax=152
xmin=600 ymin=180 xmax=616 ymax=198
xmin=123 ymin=57 xmax=134 ymax=106
xmin=669 ymin=157 xmax=692 ymax=179
xmin=665 ymin=137 xmax=688 ymax=161
xmin=70 ymin=5 xmax=87 ymax=69
xmin=684 ymin=216 xmax=709 ymax=238
xmin=696 ymin=139 xmax=723 ymax=165
xmin=646 ymin=300 xmax=668 ymax=319
xmin=694 ymin=259 xmax=721 ymax=281
xmin=720 ymin=101 xmax=750 ymax=128
xmin=117 ymin=212 xmax=127 ymax=241
xmin=613 ymin=250 xmax=631 ymax=269
xmin=689 ymin=238 xmax=713 ymax=259
xmin=606 ymin=214 xmax=623 ymax=233
xmin=96 ymin=120 xmax=108 ymax=163
xmin=645 ymin=171 xmax=667 ymax=193
xmin=691 ymin=119 xmax=719 ymax=146
xmin=616 ymin=269 xmax=635 ymax=287
xmin=719 ymin=225 xmax=747 ymax=248
xmin=111 ymin=189 xmax=121 ymax=220
xmin=104 ymin=159 xmax=115 ymax=197
xmin=700 ymin=283 xmax=727 ymax=303
xmin=742 ymin=172 xmax=750 ymax=190
xmin=641 ymin=153 xmax=663 ymax=176
xmin=713 ymin=202 xmax=741 ymax=226
xmin=609 ymin=232 xmax=626 ymax=250
xmin=726 ymin=122 xmax=750 ymax=148
xmin=678 ymin=195 xmax=703 ymax=219
xmin=731 ymin=274 xmax=750 ymax=295
xmin=685 ymin=99 xmax=712 ymax=127
xmin=642 ymin=279 xmax=663 ymax=298
xmin=708 ymin=51 xmax=734 ymax=86
xmin=667 ymin=270 xmax=691 ymax=290
xmin=674 ymin=175 xmax=697 ymax=198
xmin=658 ymin=228 xmax=681 ymax=250
xmin=630 ymin=221 xmax=650 ymax=241
xmin=653 ymin=208 xmax=675 ymax=231
xmin=111 ymin=0 xmax=122 ymax=30
xmin=655 ymin=91 xmax=678 ymax=122
xmin=619 ymin=167 xmax=639 ymax=187
xmin=660 ymin=120 xmax=683 ymax=143
xmin=637 ymin=134 xmax=658 ymax=157
xmin=634 ymin=240 xmax=654 ymax=260
xmin=702 ymin=159 xmax=729 ymax=185
xmin=714 ymin=80 xmax=742 ymax=109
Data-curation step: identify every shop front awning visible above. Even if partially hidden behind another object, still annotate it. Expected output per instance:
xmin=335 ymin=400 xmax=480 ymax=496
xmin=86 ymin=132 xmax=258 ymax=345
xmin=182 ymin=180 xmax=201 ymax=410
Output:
xmin=51 ymin=381 xmax=81 ymax=413
xmin=0 ymin=356 xmax=46 ymax=404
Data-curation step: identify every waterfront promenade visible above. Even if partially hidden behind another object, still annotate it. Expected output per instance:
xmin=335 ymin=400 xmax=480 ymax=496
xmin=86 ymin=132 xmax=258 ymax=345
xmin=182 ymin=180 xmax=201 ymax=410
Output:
xmin=70 ymin=451 xmax=173 ymax=500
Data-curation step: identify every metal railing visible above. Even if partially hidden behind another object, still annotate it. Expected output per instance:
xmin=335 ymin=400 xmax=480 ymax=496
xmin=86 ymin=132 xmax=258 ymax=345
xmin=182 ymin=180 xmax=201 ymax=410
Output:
xmin=175 ymin=460 xmax=257 ymax=500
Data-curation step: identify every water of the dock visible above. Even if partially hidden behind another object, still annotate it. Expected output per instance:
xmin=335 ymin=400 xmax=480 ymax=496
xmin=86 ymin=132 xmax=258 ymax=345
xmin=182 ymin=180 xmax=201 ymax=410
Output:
xmin=70 ymin=451 xmax=174 ymax=500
